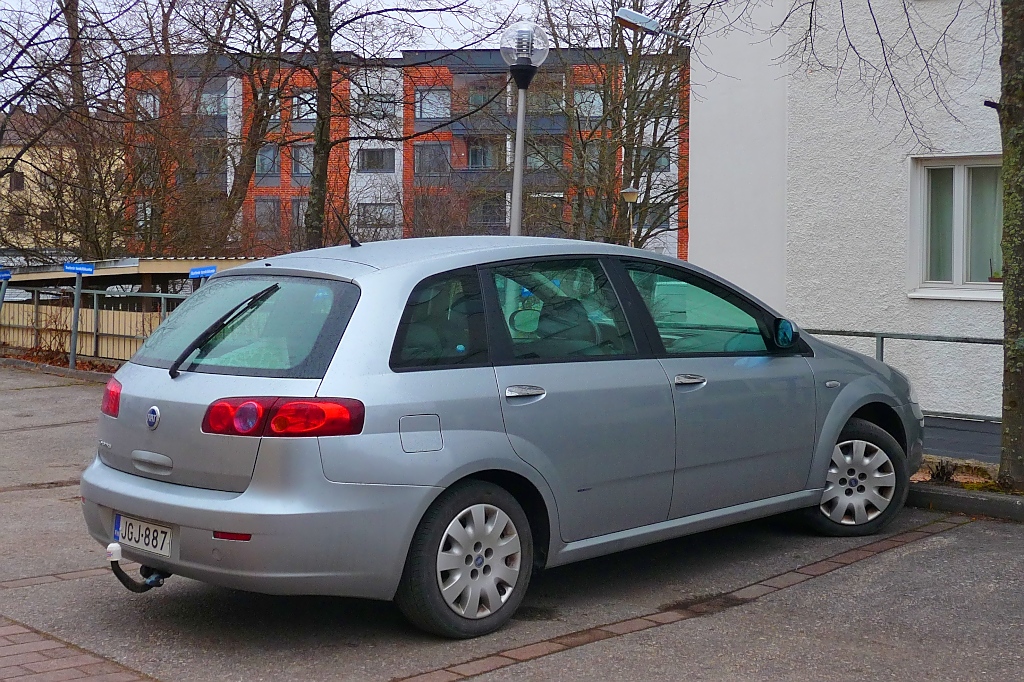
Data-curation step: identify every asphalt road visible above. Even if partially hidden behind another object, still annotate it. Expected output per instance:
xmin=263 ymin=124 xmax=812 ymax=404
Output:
xmin=0 ymin=366 xmax=1020 ymax=682
xmin=924 ymin=415 xmax=1002 ymax=463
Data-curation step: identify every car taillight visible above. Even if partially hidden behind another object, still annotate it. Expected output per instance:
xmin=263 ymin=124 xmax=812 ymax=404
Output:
xmin=201 ymin=397 xmax=364 ymax=437
xmin=202 ymin=397 xmax=277 ymax=436
xmin=101 ymin=378 xmax=122 ymax=418
xmin=268 ymin=399 xmax=364 ymax=437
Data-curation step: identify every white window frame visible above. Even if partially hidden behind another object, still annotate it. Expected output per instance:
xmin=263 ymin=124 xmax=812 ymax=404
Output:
xmin=908 ymin=154 xmax=1003 ymax=302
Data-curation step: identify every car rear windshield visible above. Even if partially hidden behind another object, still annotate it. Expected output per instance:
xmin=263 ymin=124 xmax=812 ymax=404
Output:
xmin=131 ymin=275 xmax=359 ymax=378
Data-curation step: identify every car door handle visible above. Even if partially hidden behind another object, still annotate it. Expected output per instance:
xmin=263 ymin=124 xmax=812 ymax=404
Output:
xmin=674 ymin=374 xmax=707 ymax=386
xmin=505 ymin=385 xmax=546 ymax=398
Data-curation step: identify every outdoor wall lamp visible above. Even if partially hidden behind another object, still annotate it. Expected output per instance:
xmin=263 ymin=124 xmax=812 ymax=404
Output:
xmin=621 ymin=185 xmax=639 ymax=247
xmin=501 ymin=21 xmax=549 ymax=236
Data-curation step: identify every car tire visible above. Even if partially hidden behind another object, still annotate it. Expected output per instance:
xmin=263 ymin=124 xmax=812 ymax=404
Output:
xmin=804 ymin=417 xmax=909 ymax=537
xmin=395 ymin=480 xmax=534 ymax=638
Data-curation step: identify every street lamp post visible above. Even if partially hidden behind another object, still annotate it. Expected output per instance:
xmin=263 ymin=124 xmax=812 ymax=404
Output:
xmin=620 ymin=185 xmax=639 ymax=247
xmin=613 ymin=8 xmax=686 ymax=40
xmin=501 ymin=22 xmax=549 ymax=237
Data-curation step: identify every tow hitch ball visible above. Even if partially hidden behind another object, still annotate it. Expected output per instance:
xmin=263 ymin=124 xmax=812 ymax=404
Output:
xmin=106 ymin=543 xmax=172 ymax=593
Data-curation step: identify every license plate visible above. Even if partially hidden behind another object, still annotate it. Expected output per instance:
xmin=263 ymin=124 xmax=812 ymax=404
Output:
xmin=114 ymin=513 xmax=172 ymax=558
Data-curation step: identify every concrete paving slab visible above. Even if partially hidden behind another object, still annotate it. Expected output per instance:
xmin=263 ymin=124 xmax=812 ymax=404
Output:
xmin=0 ymin=369 xmax=83 ymax=392
xmin=474 ymin=520 xmax=1024 ymax=682
xmin=0 ymin=488 xmax=106 ymax=581
xmin=0 ymin=509 xmax=942 ymax=682
xmin=0 ymin=422 xmax=96 ymax=488
xmin=0 ymin=382 xmax=101 ymax=432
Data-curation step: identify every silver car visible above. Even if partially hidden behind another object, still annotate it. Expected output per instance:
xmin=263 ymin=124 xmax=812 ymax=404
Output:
xmin=82 ymin=236 xmax=923 ymax=638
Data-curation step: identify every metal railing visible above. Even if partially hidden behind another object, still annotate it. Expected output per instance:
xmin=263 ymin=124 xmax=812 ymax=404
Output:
xmin=0 ymin=284 xmax=188 ymax=367
xmin=806 ymin=328 xmax=1003 ymax=422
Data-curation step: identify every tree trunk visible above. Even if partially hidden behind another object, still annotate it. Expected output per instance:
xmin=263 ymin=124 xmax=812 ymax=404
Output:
xmin=998 ymin=0 xmax=1024 ymax=489
xmin=303 ymin=0 xmax=333 ymax=250
xmin=62 ymin=0 xmax=98 ymax=259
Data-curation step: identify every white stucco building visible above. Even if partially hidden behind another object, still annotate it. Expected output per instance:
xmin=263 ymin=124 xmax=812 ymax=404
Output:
xmin=688 ymin=1 xmax=1004 ymax=417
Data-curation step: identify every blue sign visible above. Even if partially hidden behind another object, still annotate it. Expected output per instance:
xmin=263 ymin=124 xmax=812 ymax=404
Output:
xmin=189 ymin=266 xmax=217 ymax=279
xmin=0 ymin=270 xmax=10 ymax=281
xmin=63 ymin=262 xmax=95 ymax=275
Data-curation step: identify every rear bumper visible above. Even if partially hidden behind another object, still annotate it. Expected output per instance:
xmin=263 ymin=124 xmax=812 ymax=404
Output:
xmin=80 ymin=440 xmax=440 ymax=600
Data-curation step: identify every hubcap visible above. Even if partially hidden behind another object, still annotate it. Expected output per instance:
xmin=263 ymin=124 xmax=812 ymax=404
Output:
xmin=820 ymin=440 xmax=897 ymax=525
xmin=436 ymin=503 xmax=522 ymax=619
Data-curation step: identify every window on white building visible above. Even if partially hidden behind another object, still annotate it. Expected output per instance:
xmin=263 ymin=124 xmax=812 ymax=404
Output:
xmin=357 ymin=203 xmax=400 ymax=240
xmin=357 ymin=148 xmax=396 ymax=172
xmin=918 ymin=157 xmax=1003 ymax=287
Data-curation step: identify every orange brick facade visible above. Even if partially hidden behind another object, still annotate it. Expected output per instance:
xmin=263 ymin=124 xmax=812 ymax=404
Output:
xmin=126 ymin=52 xmax=688 ymax=260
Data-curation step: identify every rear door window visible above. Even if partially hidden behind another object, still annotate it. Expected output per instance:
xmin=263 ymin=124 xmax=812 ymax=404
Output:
xmin=390 ymin=268 xmax=488 ymax=370
xmin=132 ymin=275 xmax=359 ymax=378
xmin=489 ymin=259 xmax=637 ymax=361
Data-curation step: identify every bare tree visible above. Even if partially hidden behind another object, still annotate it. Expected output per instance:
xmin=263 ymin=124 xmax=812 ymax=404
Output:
xmin=533 ymin=0 xmax=690 ymax=248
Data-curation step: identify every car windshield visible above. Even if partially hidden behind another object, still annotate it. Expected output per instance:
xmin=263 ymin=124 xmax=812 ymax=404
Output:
xmin=131 ymin=275 xmax=359 ymax=378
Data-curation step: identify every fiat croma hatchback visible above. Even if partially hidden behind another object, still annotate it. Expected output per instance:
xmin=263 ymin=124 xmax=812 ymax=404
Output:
xmin=82 ymin=236 xmax=923 ymax=638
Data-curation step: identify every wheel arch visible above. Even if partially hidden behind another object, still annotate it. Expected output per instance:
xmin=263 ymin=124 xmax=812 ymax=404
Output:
xmin=454 ymin=469 xmax=553 ymax=570
xmin=850 ymin=402 xmax=908 ymax=455
xmin=806 ymin=376 xmax=907 ymax=490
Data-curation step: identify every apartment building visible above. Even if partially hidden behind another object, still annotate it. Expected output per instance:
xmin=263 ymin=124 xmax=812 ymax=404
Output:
xmin=125 ymin=48 xmax=689 ymax=258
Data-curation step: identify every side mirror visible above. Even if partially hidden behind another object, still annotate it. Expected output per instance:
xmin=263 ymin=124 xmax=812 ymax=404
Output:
xmin=510 ymin=308 xmax=540 ymax=334
xmin=774 ymin=318 xmax=799 ymax=349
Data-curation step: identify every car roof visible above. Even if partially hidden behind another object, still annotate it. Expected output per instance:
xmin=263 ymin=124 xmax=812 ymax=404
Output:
xmin=267 ymin=236 xmax=637 ymax=272
xmin=218 ymin=236 xmax=786 ymax=320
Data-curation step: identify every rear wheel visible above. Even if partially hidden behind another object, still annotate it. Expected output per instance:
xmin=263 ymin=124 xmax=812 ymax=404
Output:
xmin=396 ymin=480 xmax=533 ymax=638
xmin=804 ymin=418 xmax=909 ymax=537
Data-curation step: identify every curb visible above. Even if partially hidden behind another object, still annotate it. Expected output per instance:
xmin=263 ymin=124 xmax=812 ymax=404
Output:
xmin=0 ymin=357 xmax=113 ymax=383
xmin=907 ymin=482 xmax=1024 ymax=522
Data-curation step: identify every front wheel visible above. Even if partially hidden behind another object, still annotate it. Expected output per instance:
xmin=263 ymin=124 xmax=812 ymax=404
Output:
xmin=395 ymin=480 xmax=533 ymax=638
xmin=803 ymin=418 xmax=909 ymax=537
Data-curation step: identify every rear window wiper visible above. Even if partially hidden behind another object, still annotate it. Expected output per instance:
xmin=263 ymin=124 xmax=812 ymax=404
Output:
xmin=168 ymin=283 xmax=280 ymax=379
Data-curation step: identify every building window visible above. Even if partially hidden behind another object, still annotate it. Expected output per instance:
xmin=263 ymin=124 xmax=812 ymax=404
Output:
xmin=6 ymin=211 xmax=26 ymax=233
xmin=414 ymin=143 xmax=451 ymax=175
xmin=256 ymin=144 xmax=280 ymax=176
xmin=357 ymin=203 xmax=398 ymax=239
xmin=9 ymin=171 xmax=25 ymax=191
xmin=255 ymin=198 xmax=281 ymax=240
xmin=199 ymin=90 xmax=227 ymax=116
xmin=357 ymin=148 xmax=396 ymax=173
xmin=528 ymin=74 xmax=564 ymax=115
xmin=919 ymin=157 xmax=1003 ymax=286
xmin=467 ymin=138 xmax=501 ymax=170
xmin=135 ymin=90 xmax=159 ymax=119
xmin=135 ymin=199 xmax=155 ymax=240
xmin=291 ymin=144 xmax=313 ymax=178
xmin=639 ymin=147 xmax=671 ymax=173
xmin=415 ymin=88 xmax=450 ymax=119
xmin=292 ymin=89 xmax=316 ymax=121
xmin=642 ymin=203 xmax=673 ymax=232
xmin=573 ymin=86 xmax=603 ymax=119
xmin=526 ymin=140 xmax=564 ymax=171
xmin=468 ymin=194 xmax=506 ymax=232
xmin=355 ymin=92 xmax=397 ymax=119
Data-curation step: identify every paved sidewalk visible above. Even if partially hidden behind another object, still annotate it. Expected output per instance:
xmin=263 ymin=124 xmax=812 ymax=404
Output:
xmin=0 ymin=615 xmax=146 ymax=681
xmin=1 ymin=366 xmax=1021 ymax=682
